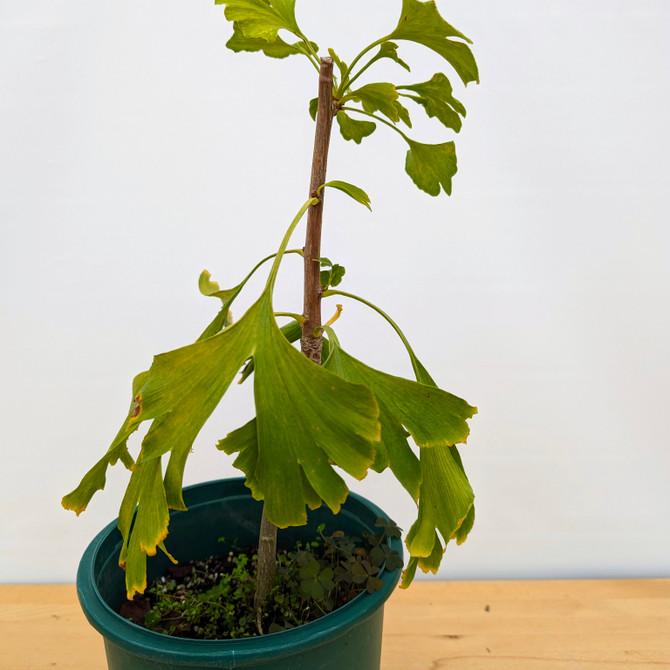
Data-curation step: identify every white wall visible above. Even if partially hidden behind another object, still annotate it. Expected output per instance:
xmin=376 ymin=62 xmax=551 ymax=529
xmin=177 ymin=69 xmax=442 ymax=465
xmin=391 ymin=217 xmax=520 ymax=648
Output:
xmin=1 ymin=0 xmax=669 ymax=584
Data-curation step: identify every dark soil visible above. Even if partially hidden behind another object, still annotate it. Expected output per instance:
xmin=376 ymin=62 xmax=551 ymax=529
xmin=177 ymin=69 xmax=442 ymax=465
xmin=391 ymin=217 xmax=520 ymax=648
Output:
xmin=119 ymin=553 xmax=251 ymax=636
xmin=118 ymin=521 xmax=402 ymax=640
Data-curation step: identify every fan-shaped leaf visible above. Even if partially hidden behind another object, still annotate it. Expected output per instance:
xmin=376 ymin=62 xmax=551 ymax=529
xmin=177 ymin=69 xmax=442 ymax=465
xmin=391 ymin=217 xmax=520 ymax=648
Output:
xmin=226 ymin=23 xmax=317 ymax=58
xmin=219 ymin=299 xmax=381 ymax=527
xmin=375 ymin=41 xmax=411 ymax=72
xmin=347 ymin=83 xmax=400 ymax=123
xmin=399 ymin=72 xmax=465 ymax=132
xmin=389 ymin=0 xmax=479 ymax=86
xmin=323 ymin=333 xmax=475 ymax=500
xmin=405 ymin=139 xmax=457 ymax=196
xmin=336 ymin=111 xmax=377 ymax=144
xmin=404 ymin=445 xmax=474 ymax=558
xmin=217 ymin=0 xmax=300 ymax=42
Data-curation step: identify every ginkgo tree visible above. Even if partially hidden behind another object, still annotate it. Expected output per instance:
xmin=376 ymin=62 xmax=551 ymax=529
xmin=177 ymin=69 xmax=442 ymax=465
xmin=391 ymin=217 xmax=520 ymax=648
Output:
xmin=63 ymin=0 xmax=480 ymax=620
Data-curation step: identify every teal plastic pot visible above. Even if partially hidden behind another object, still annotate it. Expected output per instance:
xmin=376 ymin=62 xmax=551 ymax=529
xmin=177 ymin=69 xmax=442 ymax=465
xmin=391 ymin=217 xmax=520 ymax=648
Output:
xmin=77 ymin=478 xmax=402 ymax=669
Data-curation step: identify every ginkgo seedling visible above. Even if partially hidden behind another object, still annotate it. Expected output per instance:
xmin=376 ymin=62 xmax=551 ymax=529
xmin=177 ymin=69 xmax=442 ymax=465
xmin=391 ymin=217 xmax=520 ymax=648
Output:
xmin=63 ymin=0 xmax=480 ymax=619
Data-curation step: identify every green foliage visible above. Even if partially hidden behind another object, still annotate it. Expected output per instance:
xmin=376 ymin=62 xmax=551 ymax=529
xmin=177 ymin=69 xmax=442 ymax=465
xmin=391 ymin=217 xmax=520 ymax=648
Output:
xmin=405 ymin=139 xmax=458 ymax=196
xmin=126 ymin=524 xmax=401 ymax=639
xmin=398 ymin=73 xmax=466 ymax=132
xmin=348 ymin=83 xmax=401 ymax=122
xmin=64 ymin=0 xmax=481 ymax=605
xmin=387 ymin=0 xmax=479 ymax=86
xmin=336 ymin=111 xmax=376 ymax=144
xmin=216 ymin=0 xmax=301 ymax=42
xmin=318 ymin=180 xmax=372 ymax=210
xmin=226 ymin=24 xmax=318 ymax=59
xmin=368 ymin=41 xmax=411 ymax=73
xmin=218 ymin=0 xmax=478 ymax=196
xmin=318 ymin=258 xmax=345 ymax=290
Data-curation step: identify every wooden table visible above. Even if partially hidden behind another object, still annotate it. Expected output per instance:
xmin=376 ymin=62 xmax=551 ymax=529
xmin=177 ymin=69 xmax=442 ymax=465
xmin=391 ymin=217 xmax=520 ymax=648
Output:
xmin=1 ymin=580 xmax=668 ymax=669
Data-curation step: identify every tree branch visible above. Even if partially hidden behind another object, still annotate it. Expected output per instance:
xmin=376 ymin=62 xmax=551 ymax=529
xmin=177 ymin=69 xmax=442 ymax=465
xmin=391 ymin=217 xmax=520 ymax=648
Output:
xmin=302 ymin=57 xmax=335 ymax=364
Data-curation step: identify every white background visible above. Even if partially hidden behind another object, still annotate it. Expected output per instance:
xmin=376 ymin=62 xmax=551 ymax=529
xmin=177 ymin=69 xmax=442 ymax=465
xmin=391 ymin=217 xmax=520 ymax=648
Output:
xmin=1 ymin=0 xmax=669 ymax=584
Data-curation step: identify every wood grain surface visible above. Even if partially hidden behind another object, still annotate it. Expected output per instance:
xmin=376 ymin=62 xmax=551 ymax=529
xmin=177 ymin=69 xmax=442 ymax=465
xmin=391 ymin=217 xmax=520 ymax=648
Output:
xmin=1 ymin=580 xmax=668 ymax=669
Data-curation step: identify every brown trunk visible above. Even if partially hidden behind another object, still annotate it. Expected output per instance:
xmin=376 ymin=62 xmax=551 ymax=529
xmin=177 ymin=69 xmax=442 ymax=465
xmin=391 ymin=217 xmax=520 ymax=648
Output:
xmin=253 ymin=57 xmax=335 ymax=630
xmin=301 ymin=57 xmax=335 ymax=363
xmin=253 ymin=507 xmax=279 ymax=632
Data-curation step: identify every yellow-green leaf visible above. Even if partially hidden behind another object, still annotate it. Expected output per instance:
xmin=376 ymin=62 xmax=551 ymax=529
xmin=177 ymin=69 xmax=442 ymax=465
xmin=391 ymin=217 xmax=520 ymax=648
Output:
xmin=405 ymin=445 xmax=474 ymax=558
xmin=389 ymin=0 xmax=479 ymax=86
xmin=217 ymin=0 xmax=300 ymax=42
xmin=336 ymin=111 xmax=377 ymax=144
xmin=405 ymin=139 xmax=457 ymax=196
xmin=375 ymin=41 xmax=411 ymax=72
xmin=318 ymin=180 xmax=372 ymax=211
xmin=347 ymin=83 xmax=400 ymax=123
xmin=248 ymin=298 xmax=380 ymax=526
xmin=226 ymin=23 xmax=317 ymax=58
xmin=323 ymin=336 xmax=475 ymax=448
xmin=399 ymin=72 xmax=465 ymax=132
xmin=117 ymin=458 xmax=170 ymax=599
xmin=323 ymin=333 xmax=475 ymax=501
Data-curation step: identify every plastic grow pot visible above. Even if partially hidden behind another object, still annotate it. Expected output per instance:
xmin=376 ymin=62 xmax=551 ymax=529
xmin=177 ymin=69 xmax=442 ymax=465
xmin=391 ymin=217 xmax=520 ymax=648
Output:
xmin=77 ymin=478 xmax=402 ymax=669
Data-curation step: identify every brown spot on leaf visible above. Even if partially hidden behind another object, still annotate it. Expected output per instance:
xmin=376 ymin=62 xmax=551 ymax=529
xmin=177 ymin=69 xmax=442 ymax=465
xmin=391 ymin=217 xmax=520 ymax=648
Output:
xmin=131 ymin=394 xmax=141 ymax=419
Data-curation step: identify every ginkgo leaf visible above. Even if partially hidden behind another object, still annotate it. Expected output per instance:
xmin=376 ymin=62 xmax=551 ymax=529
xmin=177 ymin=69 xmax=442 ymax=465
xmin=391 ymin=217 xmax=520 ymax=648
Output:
xmin=309 ymin=97 xmax=319 ymax=121
xmin=399 ymin=72 xmax=466 ymax=132
xmin=63 ymin=299 xmax=262 ymax=596
xmin=375 ymin=407 xmax=419 ymax=499
xmin=404 ymin=444 xmax=474 ymax=558
xmin=218 ymin=416 xmax=328 ymax=516
xmin=400 ymin=361 xmax=475 ymax=587
xmin=61 ymin=370 xmax=146 ymax=515
xmin=336 ymin=111 xmax=377 ymax=144
xmin=65 ymin=280 xmax=382 ymax=597
xmin=323 ymin=334 xmax=475 ymax=449
xmin=117 ymin=459 xmax=171 ymax=598
xmin=197 ymin=253 xmax=300 ymax=340
xmin=375 ymin=41 xmax=411 ymax=72
xmin=347 ymin=83 xmax=400 ymax=123
xmin=197 ymin=270 xmax=240 ymax=339
xmin=417 ymin=532 xmax=444 ymax=573
xmin=447 ymin=444 xmax=476 ymax=545
xmin=241 ymin=300 xmax=380 ymax=527
xmin=328 ymin=48 xmax=348 ymax=81
xmin=60 ymin=447 xmax=130 ymax=516
xmin=393 ymin=100 xmax=412 ymax=128
xmin=215 ymin=299 xmax=381 ymax=528
xmin=388 ymin=0 xmax=479 ymax=86
xmin=216 ymin=0 xmax=301 ymax=42
xmin=226 ymin=23 xmax=316 ymax=58
xmin=318 ymin=180 xmax=372 ymax=210
xmin=400 ymin=532 xmax=443 ymax=588
xmin=217 ymin=418 xmax=262 ymax=498
xmin=130 ymin=302 xmax=261 ymax=468
xmin=315 ymin=318 xmax=475 ymax=588
xmin=324 ymin=264 xmax=345 ymax=288
xmin=199 ymin=269 xmax=239 ymax=304
xmin=322 ymin=331 xmax=475 ymax=501
xmin=405 ymin=139 xmax=457 ymax=196
xmin=237 ymin=319 xmax=304 ymax=384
